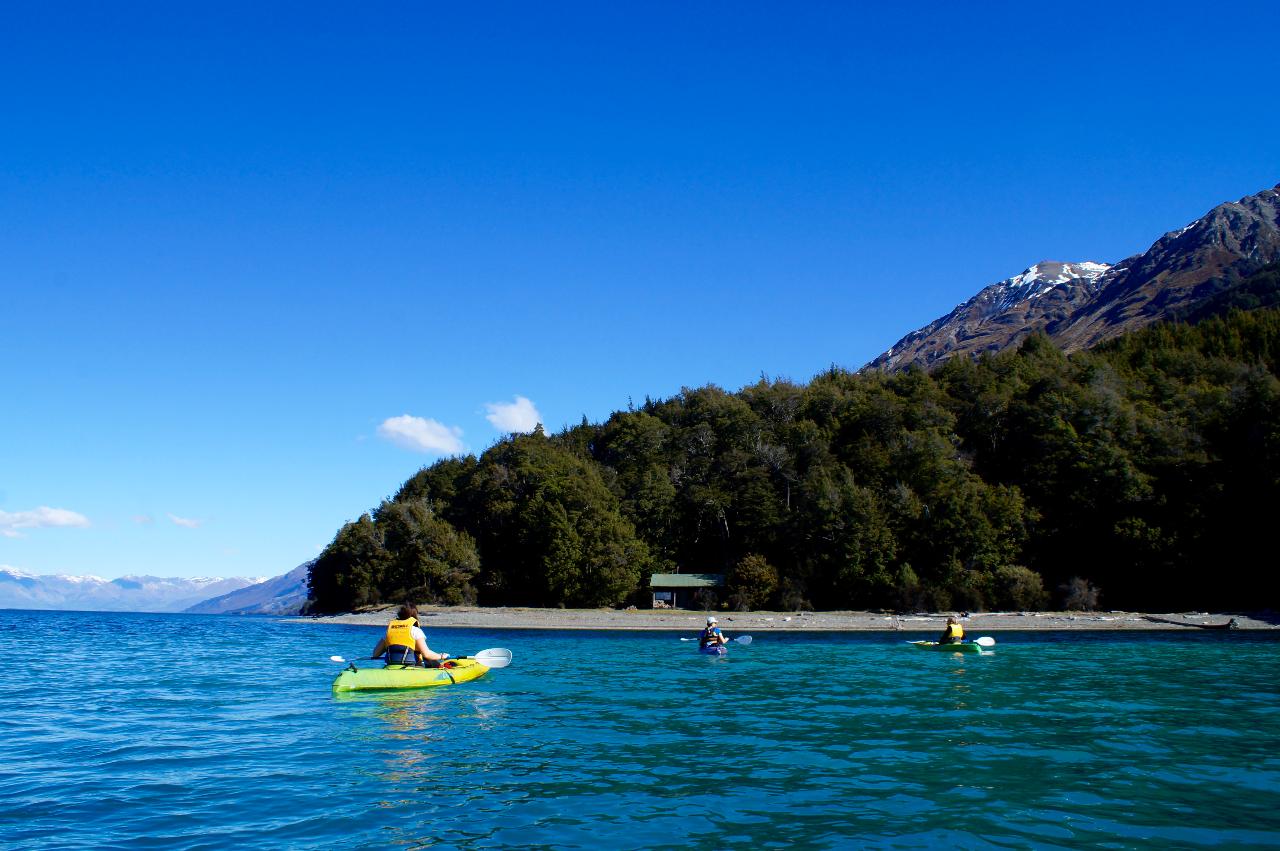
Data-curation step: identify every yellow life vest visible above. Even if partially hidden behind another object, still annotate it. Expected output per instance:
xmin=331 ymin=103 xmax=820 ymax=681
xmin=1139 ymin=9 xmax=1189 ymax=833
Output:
xmin=945 ymin=623 xmax=964 ymax=640
xmin=386 ymin=617 xmax=417 ymax=652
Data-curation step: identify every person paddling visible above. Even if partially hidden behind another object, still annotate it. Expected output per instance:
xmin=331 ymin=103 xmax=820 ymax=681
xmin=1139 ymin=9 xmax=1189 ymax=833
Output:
xmin=370 ymin=604 xmax=450 ymax=667
xmin=938 ymin=615 xmax=964 ymax=645
xmin=699 ymin=615 xmax=729 ymax=651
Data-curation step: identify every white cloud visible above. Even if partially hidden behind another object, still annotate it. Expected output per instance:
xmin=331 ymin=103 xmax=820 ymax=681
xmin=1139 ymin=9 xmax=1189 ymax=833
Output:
xmin=484 ymin=395 xmax=543 ymax=434
xmin=377 ymin=414 xmax=465 ymax=454
xmin=0 ymin=506 xmax=90 ymax=538
xmin=168 ymin=513 xmax=202 ymax=529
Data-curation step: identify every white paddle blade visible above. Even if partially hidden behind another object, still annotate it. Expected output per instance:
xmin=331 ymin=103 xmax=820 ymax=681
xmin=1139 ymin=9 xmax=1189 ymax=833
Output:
xmin=973 ymin=636 xmax=996 ymax=647
xmin=330 ymin=655 xmax=347 ymax=662
xmin=474 ymin=647 xmax=513 ymax=669
xmin=733 ymin=635 xmax=753 ymax=645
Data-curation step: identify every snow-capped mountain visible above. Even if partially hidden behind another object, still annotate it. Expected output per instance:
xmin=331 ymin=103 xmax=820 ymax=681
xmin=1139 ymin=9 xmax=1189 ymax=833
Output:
xmin=183 ymin=561 xmax=311 ymax=615
xmin=0 ymin=567 xmax=263 ymax=613
xmin=867 ymin=183 xmax=1280 ymax=372
xmin=1053 ymin=185 xmax=1280 ymax=351
xmin=987 ymin=261 xmax=1112 ymax=312
xmin=867 ymin=261 xmax=1112 ymax=372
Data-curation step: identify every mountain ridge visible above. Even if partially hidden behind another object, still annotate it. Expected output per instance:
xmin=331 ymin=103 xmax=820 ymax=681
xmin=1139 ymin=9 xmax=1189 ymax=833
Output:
xmin=183 ymin=562 xmax=311 ymax=615
xmin=868 ymin=182 xmax=1280 ymax=371
xmin=0 ymin=567 xmax=263 ymax=613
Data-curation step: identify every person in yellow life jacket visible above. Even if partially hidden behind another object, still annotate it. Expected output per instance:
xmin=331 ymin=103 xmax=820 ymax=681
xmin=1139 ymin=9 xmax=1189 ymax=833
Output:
xmin=369 ymin=604 xmax=450 ymax=667
xmin=939 ymin=616 xmax=964 ymax=644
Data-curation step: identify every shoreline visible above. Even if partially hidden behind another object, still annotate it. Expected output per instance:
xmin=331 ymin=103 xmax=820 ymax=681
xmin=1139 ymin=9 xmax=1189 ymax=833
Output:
xmin=300 ymin=606 xmax=1277 ymax=632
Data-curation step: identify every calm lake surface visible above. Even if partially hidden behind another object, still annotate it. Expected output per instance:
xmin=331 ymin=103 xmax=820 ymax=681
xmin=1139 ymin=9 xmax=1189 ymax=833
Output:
xmin=1 ymin=610 xmax=1278 ymax=850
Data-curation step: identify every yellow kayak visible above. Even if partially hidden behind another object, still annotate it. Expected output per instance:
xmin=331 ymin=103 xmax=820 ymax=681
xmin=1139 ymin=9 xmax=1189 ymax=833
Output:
xmin=332 ymin=658 xmax=490 ymax=692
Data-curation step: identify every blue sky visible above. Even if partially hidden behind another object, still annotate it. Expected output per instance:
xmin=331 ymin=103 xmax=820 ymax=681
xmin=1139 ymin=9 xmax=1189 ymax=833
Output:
xmin=3 ymin=2 xmax=1277 ymax=580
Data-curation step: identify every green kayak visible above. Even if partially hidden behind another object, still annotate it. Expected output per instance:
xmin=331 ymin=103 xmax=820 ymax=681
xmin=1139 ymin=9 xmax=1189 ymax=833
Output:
xmin=910 ymin=640 xmax=990 ymax=653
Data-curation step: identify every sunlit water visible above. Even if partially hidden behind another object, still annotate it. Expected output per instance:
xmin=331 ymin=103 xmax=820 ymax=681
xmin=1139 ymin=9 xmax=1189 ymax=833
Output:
xmin=1 ymin=610 xmax=1278 ymax=849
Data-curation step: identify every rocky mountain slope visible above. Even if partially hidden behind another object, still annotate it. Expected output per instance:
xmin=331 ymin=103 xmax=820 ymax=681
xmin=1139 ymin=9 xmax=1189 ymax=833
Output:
xmin=183 ymin=561 xmax=311 ymax=615
xmin=0 ymin=567 xmax=261 ymax=612
xmin=868 ymin=183 xmax=1280 ymax=371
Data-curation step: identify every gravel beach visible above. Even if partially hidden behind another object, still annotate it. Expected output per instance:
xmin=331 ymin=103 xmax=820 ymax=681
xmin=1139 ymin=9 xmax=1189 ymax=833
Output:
xmin=302 ymin=606 xmax=1276 ymax=631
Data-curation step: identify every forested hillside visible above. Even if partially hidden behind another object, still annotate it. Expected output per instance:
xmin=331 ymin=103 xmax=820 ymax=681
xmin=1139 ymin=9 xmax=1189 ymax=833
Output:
xmin=308 ymin=290 xmax=1280 ymax=614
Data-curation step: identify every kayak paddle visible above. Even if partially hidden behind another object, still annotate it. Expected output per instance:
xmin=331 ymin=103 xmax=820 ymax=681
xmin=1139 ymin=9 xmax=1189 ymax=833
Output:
xmin=329 ymin=647 xmax=514 ymax=668
xmin=471 ymin=647 xmax=513 ymax=668
xmin=901 ymin=636 xmax=996 ymax=648
xmin=679 ymin=635 xmax=752 ymax=645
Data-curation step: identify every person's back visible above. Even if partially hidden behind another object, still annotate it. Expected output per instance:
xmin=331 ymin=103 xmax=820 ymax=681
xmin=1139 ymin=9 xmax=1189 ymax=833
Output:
xmin=369 ymin=603 xmax=451 ymax=668
xmin=381 ymin=605 xmax=421 ymax=665
xmin=939 ymin=616 xmax=964 ymax=644
xmin=699 ymin=616 xmax=725 ymax=649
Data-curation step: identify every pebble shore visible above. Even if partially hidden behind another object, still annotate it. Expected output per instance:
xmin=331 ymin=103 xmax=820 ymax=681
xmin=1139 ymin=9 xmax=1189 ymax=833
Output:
xmin=303 ymin=606 xmax=1276 ymax=631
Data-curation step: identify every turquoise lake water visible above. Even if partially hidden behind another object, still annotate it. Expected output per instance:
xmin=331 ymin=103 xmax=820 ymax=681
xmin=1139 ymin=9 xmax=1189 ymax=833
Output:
xmin=1 ymin=610 xmax=1278 ymax=850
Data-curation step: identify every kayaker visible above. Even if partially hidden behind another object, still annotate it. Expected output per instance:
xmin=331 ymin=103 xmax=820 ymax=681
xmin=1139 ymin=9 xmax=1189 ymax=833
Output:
xmin=699 ymin=616 xmax=728 ymax=651
xmin=938 ymin=616 xmax=964 ymax=644
xmin=370 ymin=604 xmax=450 ymax=667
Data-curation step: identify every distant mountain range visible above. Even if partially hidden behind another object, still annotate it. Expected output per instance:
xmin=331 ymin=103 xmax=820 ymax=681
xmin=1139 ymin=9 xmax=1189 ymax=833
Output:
xmin=868 ymin=183 xmax=1280 ymax=371
xmin=0 ymin=567 xmax=263 ymax=613
xmin=183 ymin=562 xmax=311 ymax=615
xmin=0 ymin=563 xmax=312 ymax=615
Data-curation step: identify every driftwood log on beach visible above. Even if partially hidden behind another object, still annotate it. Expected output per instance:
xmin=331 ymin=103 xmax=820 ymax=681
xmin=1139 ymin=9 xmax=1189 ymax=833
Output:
xmin=1143 ymin=615 xmax=1239 ymax=630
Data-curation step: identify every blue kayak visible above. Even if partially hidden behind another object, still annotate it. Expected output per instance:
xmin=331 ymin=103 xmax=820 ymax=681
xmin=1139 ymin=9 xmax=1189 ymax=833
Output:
xmin=699 ymin=644 xmax=728 ymax=656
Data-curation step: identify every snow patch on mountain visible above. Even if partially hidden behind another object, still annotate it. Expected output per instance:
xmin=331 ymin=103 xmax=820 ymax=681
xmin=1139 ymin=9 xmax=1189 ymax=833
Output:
xmin=992 ymin=261 xmax=1112 ymax=312
xmin=0 ymin=567 xmax=262 ymax=612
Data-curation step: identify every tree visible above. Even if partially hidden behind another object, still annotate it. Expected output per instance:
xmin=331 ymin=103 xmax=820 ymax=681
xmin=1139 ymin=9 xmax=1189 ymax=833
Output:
xmin=375 ymin=499 xmax=480 ymax=605
xmin=306 ymin=514 xmax=390 ymax=614
xmin=1060 ymin=576 xmax=1101 ymax=611
xmin=727 ymin=553 xmax=779 ymax=610
xmin=463 ymin=433 xmax=651 ymax=607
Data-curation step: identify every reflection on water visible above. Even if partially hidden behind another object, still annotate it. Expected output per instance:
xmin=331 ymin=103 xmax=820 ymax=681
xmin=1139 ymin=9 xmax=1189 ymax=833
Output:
xmin=949 ymin=661 xmax=971 ymax=711
xmin=336 ymin=688 xmax=512 ymax=740
xmin=333 ymin=685 xmax=520 ymax=814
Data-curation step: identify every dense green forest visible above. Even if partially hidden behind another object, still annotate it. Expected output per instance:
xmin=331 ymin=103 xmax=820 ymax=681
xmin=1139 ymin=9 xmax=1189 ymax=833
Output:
xmin=308 ymin=283 xmax=1280 ymax=614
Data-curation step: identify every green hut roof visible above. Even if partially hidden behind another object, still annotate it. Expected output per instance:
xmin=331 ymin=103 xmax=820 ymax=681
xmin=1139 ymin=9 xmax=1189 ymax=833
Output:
xmin=649 ymin=573 xmax=724 ymax=588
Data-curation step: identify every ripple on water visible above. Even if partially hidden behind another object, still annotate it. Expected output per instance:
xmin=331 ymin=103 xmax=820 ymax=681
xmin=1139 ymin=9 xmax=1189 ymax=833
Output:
xmin=2 ymin=616 xmax=1279 ymax=849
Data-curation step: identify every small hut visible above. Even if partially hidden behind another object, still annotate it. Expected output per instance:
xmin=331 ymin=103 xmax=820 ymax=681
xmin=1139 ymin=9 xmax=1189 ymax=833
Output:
xmin=649 ymin=573 xmax=724 ymax=610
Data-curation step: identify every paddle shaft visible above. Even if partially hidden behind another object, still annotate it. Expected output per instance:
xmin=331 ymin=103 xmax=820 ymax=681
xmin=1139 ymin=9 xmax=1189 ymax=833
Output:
xmin=330 ymin=647 xmax=513 ymax=669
